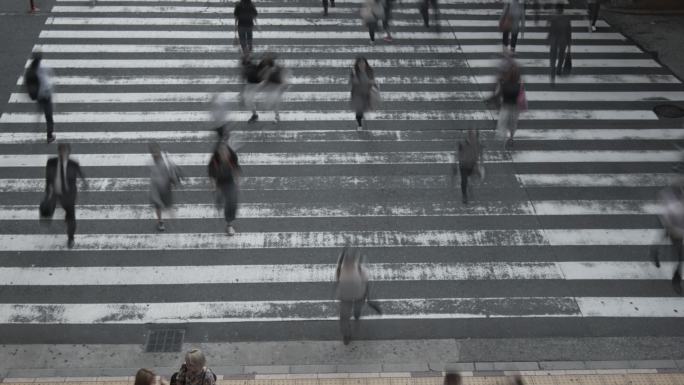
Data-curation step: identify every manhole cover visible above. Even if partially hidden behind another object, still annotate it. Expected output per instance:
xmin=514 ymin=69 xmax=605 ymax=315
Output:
xmin=145 ymin=329 xmax=185 ymax=353
xmin=654 ymin=104 xmax=684 ymax=119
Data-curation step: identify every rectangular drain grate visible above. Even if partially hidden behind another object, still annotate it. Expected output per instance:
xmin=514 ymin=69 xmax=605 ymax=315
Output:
xmin=145 ymin=329 xmax=185 ymax=353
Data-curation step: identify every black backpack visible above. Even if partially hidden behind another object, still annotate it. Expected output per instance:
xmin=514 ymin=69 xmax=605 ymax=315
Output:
xmin=24 ymin=66 xmax=40 ymax=101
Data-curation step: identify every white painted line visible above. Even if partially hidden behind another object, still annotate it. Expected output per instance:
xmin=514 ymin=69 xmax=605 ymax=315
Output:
xmin=0 ymin=297 xmax=584 ymax=324
xmin=45 ymin=17 xmax=606 ymax=28
xmin=0 ymin=110 xmax=652 ymax=123
xmin=0 ymin=200 xmax=664 ymax=220
xmin=0 ymin=261 xmax=677 ymax=286
xmin=0 ymin=175 xmax=450 ymax=193
xmin=516 ymin=129 xmax=684 ymax=141
xmin=9 ymin=91 xmax=483 ymax=104
xmin=460 ymin=43 xmax=636 ymax=54
xmin=0 ymin=229 xmax=668 ymax=251
xmin=33 ymin=43 xmax=463 ymax=54
xmin=49 ymin=6 xmax=588 ymax=16
xmin=55 ymin=0 xmax=568 ymax=4
xmin=526 ymin=91 xmax=684 ymax=102
xmin=469 ymin=58 xmax=658 ymax=68
xmin=512 ymin=150 xmax=679 ymax=163
xmin=516 ymin=173 xmax=677 ymax=187
xmin=17 ymin=74 xmax=476 ymax=86
xmin=39 ymin=30 xmax=456 ymax=40
xmin=26 ymin=58 xmax=463 ymax=68
xmin=577 ymin=297 xmax=684 ymax=317
xmin=480 ymin=74 xmax=681 ymax=84
xmin=0 ymin=151 xmax=508 ymax=167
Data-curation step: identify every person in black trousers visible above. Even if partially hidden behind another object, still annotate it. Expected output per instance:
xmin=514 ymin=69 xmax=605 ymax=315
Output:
xmin=322 ymin=0 xmax=334 ymax=16
xmin=208 ymin=140 xmax=241 ymax=236
xmin=587 ymin=0 xmax=601 ymax=32
xmin=457 ymin=130 xmax=480 ymax=204
xmin=25 ymin=52 xmax=55 ymax=143
xmin=234 ymin=0 xmax=257 ymax=55
xmin=44 ymin=143 xmax=86 ymax=248
xmin=419 ymin=0 xmax=439 ymax=30
xmin=547 ymin=4 xmax=572 ymax=85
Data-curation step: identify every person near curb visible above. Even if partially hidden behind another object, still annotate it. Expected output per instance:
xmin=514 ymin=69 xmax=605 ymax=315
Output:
xmin=499 ymin=0 xmax=525 ymax=54
xmin=171 ymin=349 xmax=217 ymax=385
xmin=29 ymin=0 xmax=39 ymax=12
xmin=234 ymin=0 xmax=258 ymax=55
xmin=350 ymin=56 xmax=379 ymax=131
xmin=42 ymin=143 xmax=87 ymax=249
xmin=336 ymin=247 xmax=373 ymax=345
xmin=25 ymin=52 xmax=56 ymax=143
xmin=547 ymin=3 xmax=572 ymax=85
xmin=135 ymin=369 xmax=167 ymax=385
xmin=652 ymin=182 xmax=684 ymax=295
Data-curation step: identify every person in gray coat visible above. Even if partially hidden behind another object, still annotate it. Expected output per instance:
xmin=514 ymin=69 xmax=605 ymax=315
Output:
xmin=500 ymin=0 xmax=525 ymax=53
xmin=350 ymin=57 xmax=378 ymax=131
xmin=547 ymin=4 xmax=572 ymax=85
xmin=336 ymin=247 xmax=369 ymax=345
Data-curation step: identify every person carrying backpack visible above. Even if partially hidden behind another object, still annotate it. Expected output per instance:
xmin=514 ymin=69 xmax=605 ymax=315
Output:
xmin=25 ymin=52 xmax=55 ymax=143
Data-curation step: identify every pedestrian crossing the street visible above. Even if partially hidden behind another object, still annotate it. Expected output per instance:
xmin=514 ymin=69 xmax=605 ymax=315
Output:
xmin=2 ymin=0 xmax=684 ymax=344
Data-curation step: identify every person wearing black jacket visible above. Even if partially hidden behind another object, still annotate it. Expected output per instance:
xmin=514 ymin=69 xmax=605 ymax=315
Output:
xmin=43 ymin=143 xmax=86 ymax=248
xmin=322 ymin=0 xmax=334 ymax=16
xmin=234 ymin=0 xmax=257 ymax=55
xmin=547 ymin=4 xmax=572 ymax=85
xmin=208 ymin=141 xmax=241 ymax=236
xmin=457 ymin=130 xmax=481 ymax=205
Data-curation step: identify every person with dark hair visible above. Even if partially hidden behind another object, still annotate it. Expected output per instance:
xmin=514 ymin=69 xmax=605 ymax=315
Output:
xmin=24 ymin=52 xmax=55 ymax=143
xmin=499 ymin=0 xmax=525 ymax=54
xmin=494 ymin=53 xmax=522 ymax=149
xmin=547 ymin=3 xmax=572 ymax=85
xmin=135 ymin=369 xmax=166 ymax=385
xmin=233 ymin=0 xmax=257 ymax=55
xmin=208 ymin=141 xmax=241 ymax=236
xmin=43 ymin=143 xmax=86 ymax=249
xmin=350 ymin=57 xmax=379 ymax=130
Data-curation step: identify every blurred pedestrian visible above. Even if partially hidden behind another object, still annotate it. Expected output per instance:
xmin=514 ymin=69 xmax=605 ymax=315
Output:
xmin=652 ymin=183 xmax=684 ymax=294
xmin=234 ymin=0 xmax=258 ymax=56
xmin=350 ymin=57 xmax=379 ymax=131
xmin=149 ymin=144 xmax=182 ymax=232
xmin=531 ymin=0 xmax=541 ymax=25
xmin=257 ymin=54 xmax=289 ymax=123
xmin=336 ymin=247 xmax=369 ymax=345
xmin=41 ymin=143 xmax=86 ymax=249
xmin=241 ymin=55 xmax=262 ymax=123
xmin=208 ymin=141 xmax=241 ymax=236
xmin=419 ymin=0 xmax=439 ymax=30
xmin=29 ymin=0 xmax=39 ymax=12
xmin=360 ymin=0 xmax=385 ymax=46
xmin=171 ymin=349 xmax=217 ymax=385
xmin=457 ymin=130 xmax=482 ymax=205
xmin=499 ymin=0 xmax=525 ymax=54
xmin=587 ymin=0 xmax=602 ymax=32
xmin=444 ymin=373 xmax=461 ymax=385
xmin=24 ymin=52 xmax=55 ymax=143
xmin=493 ymin=53 xmax=522 ymax=149
xmin=135 ymin=369 xmax=166 ymax=385
xmin=547 ymin=4 xmax=572 ymax=85
xmin=381 ymin=0 xmax=394 ymax=42
xmin=322 ymin=0 xmax=335 ymax=16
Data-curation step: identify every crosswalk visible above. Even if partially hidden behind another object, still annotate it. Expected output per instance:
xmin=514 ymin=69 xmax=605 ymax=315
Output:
xmin=1 ymin=0 xmax=684 ymax=345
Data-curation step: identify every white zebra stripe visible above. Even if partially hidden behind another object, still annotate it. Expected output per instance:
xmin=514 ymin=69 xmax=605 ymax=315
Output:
xmin=516 ymin=128 xmax=684 ymax=141
xmin=0 ymin=261 xmax=675 ymax=286
xmin=511 ymin=150 xmax=680 ymax=163
xmin=517 ymin=173 xmax=678 ymax=188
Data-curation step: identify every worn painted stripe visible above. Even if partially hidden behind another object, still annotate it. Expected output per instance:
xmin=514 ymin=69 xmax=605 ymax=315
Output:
xmin=55 ymin=0 xmax=569 ymax=4
xmin=49 ymin=6 xmax=588 ymax=16
xmin=0 ymin=151 xmax=508 ymax=168
xmin=32 ymin=43 xmax=464 ymax=54
xmin=45 ymin=17 xmax=606 ymax=28
xmin=0 ymin=261 xmax=677 ymax=286
xmin=17 ymin=74 xmax=475 ymax=86
xmin=20 ymin=74 xmax=677 ymax=86
xmin=39 ymin=30 xmax=456 ymax=40
xmin=0 ymin=110 xmax=651 ymax=123
xmin=38 ymin=30 xmax=622 ymax=40
xmin=0 ymin=229 xmax=668 ymax=251
xmin=517 ymin=173 xmax=678 ymax=188
xmin=9 ymin=91 xmax=483 ymax=104
xmin=516 ymin=129 xmax=684 ymax=141
xmin=460 ymin=43 xmax=637 ymax=53
xmin=577 ymin=297 xmax=684 ymax=317
xmin=525 ymin=91 xmax=684 ymax=102
xmin=512 ymin=150 xmax=680 ymax=163
xmin=0 ymin=175 xmax=450 ymax=193
xmin=468 ymin=58 xmax=658 ymax=68
xmin=26 ymin=58 xmax=463 ymax=68
xmin=0 ymin=297 xmax=584 ymax=324
xmin=0 ymin=200 xmax=664 ymax=221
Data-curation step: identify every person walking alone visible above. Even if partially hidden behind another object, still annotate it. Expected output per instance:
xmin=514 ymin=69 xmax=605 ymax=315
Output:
xmin=234 ymin=0 xmax=257 ymax=56
xmin=587 ymin=0 xmax=602 ymax=32
xmin=360 ymin=0 xmax=385 ymax=46
xmin=547 ymin=4 xmax=572 ymax=85
xmin=457 ymin=130 xmax=481 ymax=205
xmin=652 ymin=182 xmax=684 ymax=294
xmin=350 ymin=57 xmax=379 ymax=131
xmin=499 ymin=0 xmax=525 ymax=54
xmin=24 ymin=52 xmax=55 ymax=143
xmin=336 ymin=247 xmax=369 ymax=345
xmin=208 ymin=140 xmax=241 ymax=236
xmin=42 ymin=143 xmax=86 ymax=249
xmin=419 ymin=0 xmax=439 ymax=30
xmin=322 ymin=0 xmax=335 ymax=16
xmin=494 ymin=54 xmax=522 ymax=149
xmin=149 ymin=144 xmax=182 ymax=232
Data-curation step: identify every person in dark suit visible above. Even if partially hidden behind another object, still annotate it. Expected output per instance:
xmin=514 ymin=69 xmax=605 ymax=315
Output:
xmin=547 ymin=3 xmax=572 ymax=85
xmin=44 ymin=143 xmax=86 ymax=248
